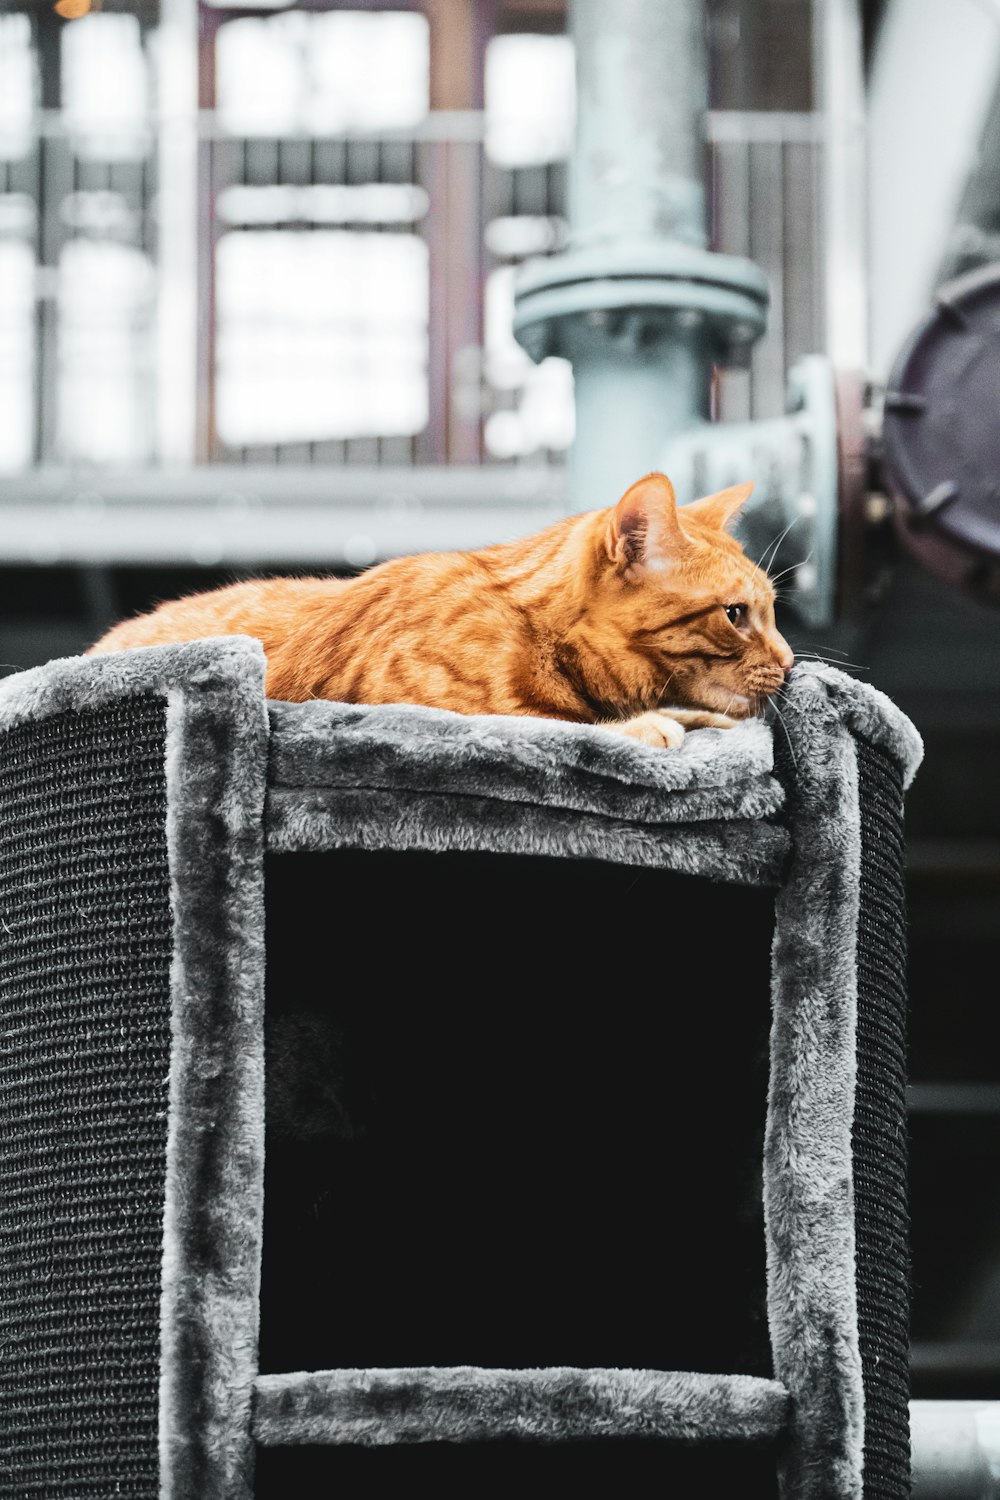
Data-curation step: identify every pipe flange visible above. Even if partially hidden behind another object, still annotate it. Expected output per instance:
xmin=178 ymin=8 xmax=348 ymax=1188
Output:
xmin=882 ymin=262 xmax=1000 ymax=601
xmin=513 ymin=240 xmax=770 ymax=367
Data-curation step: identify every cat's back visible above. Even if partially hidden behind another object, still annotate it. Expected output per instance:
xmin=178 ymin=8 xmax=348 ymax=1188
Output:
xmin=89 ymin=574 xmax=352 ymax=656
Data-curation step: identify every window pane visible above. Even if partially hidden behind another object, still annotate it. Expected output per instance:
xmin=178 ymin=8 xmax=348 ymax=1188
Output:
xmin=57 ymin=240 xmax=154 ymax=463
xmin=485 ymin=34 xmax=574 ymax=168
xmin=217 ymin=11 xmax=429 ymax=137
xmin=216 ymin=230 xmax=428 ymax=446
xmin=0 ymin=240 xmax=34 ymax=471
xmin=62 ymin=13 xmax=149 ymax=161
xmin=0 ymin=14 xmax=34 ymax=162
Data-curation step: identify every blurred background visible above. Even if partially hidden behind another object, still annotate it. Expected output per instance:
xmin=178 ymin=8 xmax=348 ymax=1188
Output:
xmin=2 ymin=0 xmax=1000 ymax=1404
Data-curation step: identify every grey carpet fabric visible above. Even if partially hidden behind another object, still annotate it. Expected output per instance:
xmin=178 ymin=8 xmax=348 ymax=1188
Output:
xmin=251 ymin=1366 xmax=791 ymax=1447
xmin=0 ymin=637 xmax=260 ymax=737
xmin=789 ymin=666 xmax=922 ymax=790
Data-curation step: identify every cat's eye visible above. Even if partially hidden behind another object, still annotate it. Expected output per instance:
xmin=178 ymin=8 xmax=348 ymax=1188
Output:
xmin=724 ymin=603 xmax=747 ymax=626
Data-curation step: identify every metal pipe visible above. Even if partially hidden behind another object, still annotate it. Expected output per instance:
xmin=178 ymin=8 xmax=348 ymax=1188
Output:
xmin=513 ymin=0 xmax=768 ymax=512
xmin=812 ymin=0 xmax=868 ymax=371
xmin=562 ymin=0 xmax=711 ymax=507
xmin=0 ymin=465 xmax=567 ymax=567
xmin=938 ymin=65 xmax=1000 ymax=283
xmin=562 ymin=315 xmax=710 ymax=508
xmin=156 ymin=0 xmax=200 ymax=465
xmin=569 ymin=0 xmax=706 ymax=249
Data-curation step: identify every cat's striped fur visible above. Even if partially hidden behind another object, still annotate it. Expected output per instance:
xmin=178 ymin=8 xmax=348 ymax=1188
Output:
xmin=89 ymin=472 xmax=793 ymax=749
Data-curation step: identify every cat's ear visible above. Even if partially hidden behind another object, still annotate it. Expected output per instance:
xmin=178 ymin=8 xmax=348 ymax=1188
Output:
xmin=605 ymin=472 xmax=685 ymax=577
xmin=683 ymin=481 xmax=754 ymax=532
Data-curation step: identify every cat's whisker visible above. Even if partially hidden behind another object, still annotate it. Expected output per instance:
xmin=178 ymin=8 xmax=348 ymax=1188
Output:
xmin=758 ymin=516 xmax=801 ymax=575
xmin=655 ymin=673 xmax=677 ymax=710
xmin=795 ymin=651 xmax=869 ymax=672
xmin=767 ymin=693 xmax=799 ymax=773
xmin=800 ymin=642 xmax=864 ymax=662
xmin=796 ymin=653 xmax=866 ymax=667
xmin=768 ymin=548 xmax=815 ymax=590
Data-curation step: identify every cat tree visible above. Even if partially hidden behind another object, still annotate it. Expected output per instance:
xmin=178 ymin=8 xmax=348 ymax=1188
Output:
xmin=0 ymin=638 xmax=920 ymax=1498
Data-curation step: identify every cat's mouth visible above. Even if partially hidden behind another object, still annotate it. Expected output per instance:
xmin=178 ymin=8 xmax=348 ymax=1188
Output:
xmin=699 ymin=688 xmax=754 ymax=718
xmin=704 ymin=677 xmax=785 ymax=719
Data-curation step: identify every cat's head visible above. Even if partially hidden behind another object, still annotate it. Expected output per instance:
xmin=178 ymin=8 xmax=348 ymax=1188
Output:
xmin=595 ymin=471 xmax=793 ymax=719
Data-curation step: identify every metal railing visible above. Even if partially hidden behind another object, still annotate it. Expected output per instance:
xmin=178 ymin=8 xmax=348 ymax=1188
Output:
xmin=0 ymin=109 xmax=826 ymax=477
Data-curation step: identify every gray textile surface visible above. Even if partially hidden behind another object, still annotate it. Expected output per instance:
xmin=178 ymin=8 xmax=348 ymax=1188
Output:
xmin=0 ymin=639 xmax=270 ymax=1500
xmin=765 ymin=667 xmax=921 ymax=1500
xmin=0 ymin=642 xmax=921 ymax=1499
xmin=265 ymin=698 xmax=790 ymax=882
xmin=266 ymin=698 xmax=783 ymax=822
xmin=251 ymin=1367 xmax=791 ymax=1448
xmin=255 ymin=661 xmax=921 ymax=1498
xmin=159 ymin=646 xmax=269 ymax=1500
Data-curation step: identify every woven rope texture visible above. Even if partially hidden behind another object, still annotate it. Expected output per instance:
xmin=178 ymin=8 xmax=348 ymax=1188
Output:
xmin=854 ymin=739 xmax=911 ymax=1500
xmin=0 ymin=699 xmax=172 ymax=1499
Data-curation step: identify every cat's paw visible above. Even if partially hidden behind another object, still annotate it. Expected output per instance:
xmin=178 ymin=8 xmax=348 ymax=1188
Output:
xmin=606 ymin=710 xmax=687 ymax=749
xmin=659 ymin=708 xmax=742 ymax=730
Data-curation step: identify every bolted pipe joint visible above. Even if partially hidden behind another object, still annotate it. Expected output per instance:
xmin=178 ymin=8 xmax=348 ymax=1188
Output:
xmin=512 ymin=0 xmax=769 ymax=514
xmin=513 ymin=242 xmax=769 ymax=513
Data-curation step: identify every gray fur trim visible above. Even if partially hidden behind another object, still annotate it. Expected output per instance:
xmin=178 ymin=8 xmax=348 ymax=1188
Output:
xmin=251 ymin=1367 xmax=791 ymax=1447
xmin=267 ymin=700 xmax=785 ymax=824
xmin=265 ymin=699 xmax=788 ymax=879
xmin=0 ymin=638 xmax=270 ymax=1500
xmin=158 ymin=646 xmax=269 ymax=1500
xmin=763 ymin=664 xmax=911 ymax=1500
xmin=267 ymin=788 xmax=789 ymax=883
xmin=782 ymin=664 xmax=923 ymax=789
xmin=0 ymin=637 xmax=264 ymax=728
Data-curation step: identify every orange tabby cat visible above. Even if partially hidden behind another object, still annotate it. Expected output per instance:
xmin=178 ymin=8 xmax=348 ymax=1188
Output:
xmin=89 ymin=471 xmax=793 ymax=749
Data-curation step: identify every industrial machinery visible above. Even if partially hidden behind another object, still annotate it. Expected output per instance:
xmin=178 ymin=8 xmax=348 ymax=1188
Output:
xmin=514 ymin=0 xmax=1000 ymax=634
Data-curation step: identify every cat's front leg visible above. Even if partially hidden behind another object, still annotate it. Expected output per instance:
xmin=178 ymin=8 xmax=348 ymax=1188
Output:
xmin=656 ymin=707 xmax=743 ymax=730
xmin=603 ymin=707 xmax=740 ymax=749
